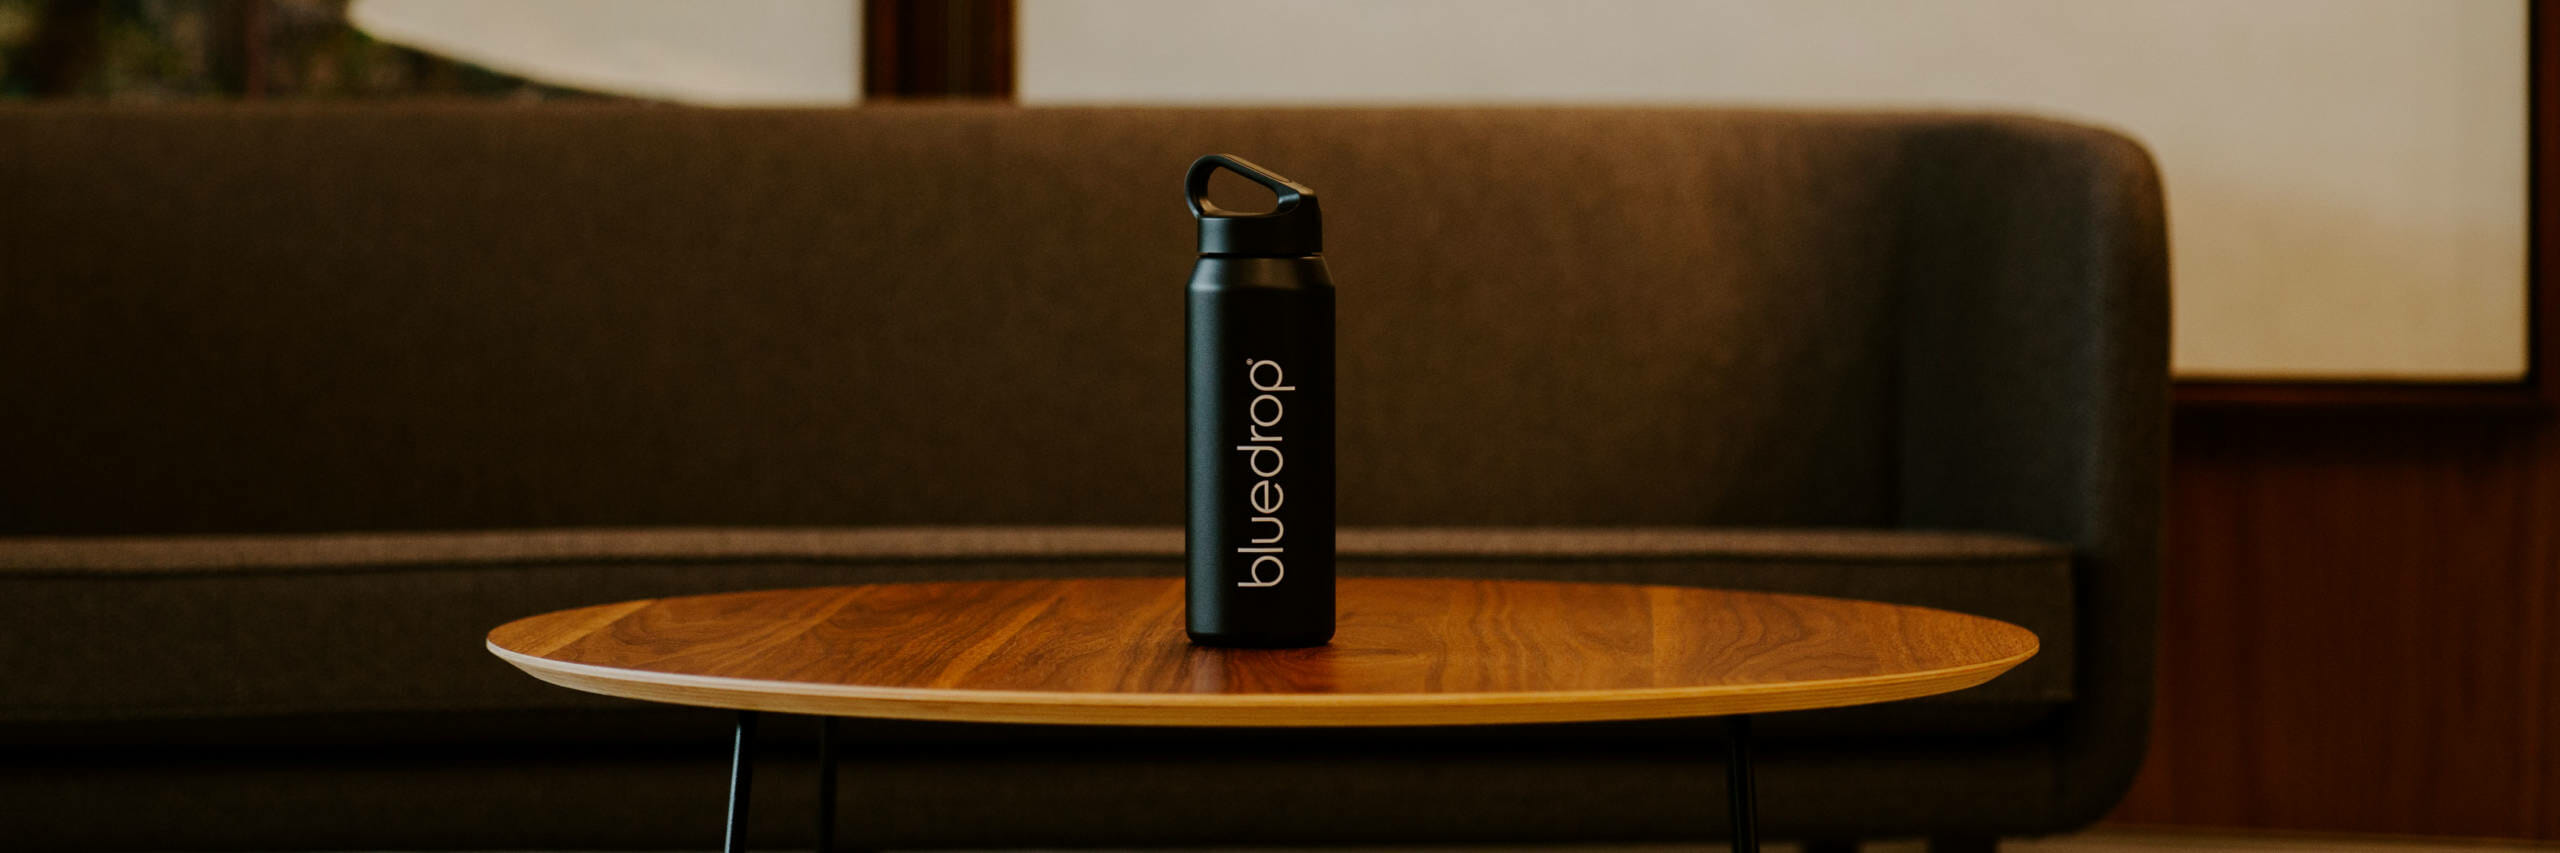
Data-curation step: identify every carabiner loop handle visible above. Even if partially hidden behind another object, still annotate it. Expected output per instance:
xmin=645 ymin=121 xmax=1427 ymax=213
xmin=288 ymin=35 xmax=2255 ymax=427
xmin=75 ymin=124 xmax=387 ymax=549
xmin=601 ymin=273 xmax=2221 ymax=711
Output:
xmin=1186 ymin=154 xmax=1317 ymax=219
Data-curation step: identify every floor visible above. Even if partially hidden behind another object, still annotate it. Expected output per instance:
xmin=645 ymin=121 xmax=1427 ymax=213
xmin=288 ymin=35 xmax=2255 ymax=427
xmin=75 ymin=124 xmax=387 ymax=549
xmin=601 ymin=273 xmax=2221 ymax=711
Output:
xmin=947 ymin=828 xmax=2560 ymax=853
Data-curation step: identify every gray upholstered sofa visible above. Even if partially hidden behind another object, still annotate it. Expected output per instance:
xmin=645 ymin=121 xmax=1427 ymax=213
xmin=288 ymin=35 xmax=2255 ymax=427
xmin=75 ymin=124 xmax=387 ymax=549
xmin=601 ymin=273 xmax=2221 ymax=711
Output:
xmin=0 ymin=105 xmax=2165 ymax=851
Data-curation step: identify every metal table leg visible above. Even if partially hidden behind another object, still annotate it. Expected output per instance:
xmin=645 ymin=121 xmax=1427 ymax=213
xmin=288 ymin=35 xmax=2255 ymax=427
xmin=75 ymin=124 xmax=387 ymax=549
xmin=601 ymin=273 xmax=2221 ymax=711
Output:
xmin=1727 ymin=715 xmax=1759 ymax=853
xmin=726 ymin=710 xmax=759 ymax=853
xmin=817 ymin=716 xmax=839 ymax=853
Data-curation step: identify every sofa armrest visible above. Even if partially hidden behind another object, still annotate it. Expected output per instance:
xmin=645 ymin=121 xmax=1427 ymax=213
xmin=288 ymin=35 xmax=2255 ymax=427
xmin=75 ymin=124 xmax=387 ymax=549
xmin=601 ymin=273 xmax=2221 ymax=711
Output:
xmin=1893 ymin=116 xmax=2171 ymax=830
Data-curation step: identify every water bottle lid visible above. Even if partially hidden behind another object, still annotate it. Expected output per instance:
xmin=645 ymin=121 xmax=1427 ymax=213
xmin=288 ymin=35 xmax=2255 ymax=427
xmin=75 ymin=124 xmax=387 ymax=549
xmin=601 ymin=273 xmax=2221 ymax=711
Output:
xmin=1186 ymin=154 xmax=1322 ymax=256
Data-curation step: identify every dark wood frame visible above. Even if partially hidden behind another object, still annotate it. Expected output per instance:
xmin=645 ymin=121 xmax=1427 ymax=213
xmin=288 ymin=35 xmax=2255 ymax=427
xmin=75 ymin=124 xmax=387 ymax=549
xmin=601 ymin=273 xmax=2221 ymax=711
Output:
xmin=2176 ymin=1 xmax=2556 ymax=411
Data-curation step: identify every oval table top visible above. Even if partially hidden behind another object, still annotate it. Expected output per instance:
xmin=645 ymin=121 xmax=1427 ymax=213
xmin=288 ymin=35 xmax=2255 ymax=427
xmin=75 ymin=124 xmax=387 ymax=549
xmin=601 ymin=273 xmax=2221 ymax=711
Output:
xmin=487 ymin=577 xmax=2037 ymax=727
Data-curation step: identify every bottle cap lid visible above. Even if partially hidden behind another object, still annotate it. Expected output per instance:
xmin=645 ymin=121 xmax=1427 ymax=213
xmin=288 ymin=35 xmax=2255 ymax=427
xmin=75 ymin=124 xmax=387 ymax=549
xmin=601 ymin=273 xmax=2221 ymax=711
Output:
xmin=1186 ymin=154 xmax=1321 ymax=256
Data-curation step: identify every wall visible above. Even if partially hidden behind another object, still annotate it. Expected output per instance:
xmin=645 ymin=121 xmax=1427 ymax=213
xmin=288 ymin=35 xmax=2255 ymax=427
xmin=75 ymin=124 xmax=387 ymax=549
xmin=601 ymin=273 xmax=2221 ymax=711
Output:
xmin=1020 ymin=0 xmax=2531 ymax=381
xmin=350 ymin=0 xmax=860 ymax=105
xmin=2110 ymin=11 xmax=2558 ymax=835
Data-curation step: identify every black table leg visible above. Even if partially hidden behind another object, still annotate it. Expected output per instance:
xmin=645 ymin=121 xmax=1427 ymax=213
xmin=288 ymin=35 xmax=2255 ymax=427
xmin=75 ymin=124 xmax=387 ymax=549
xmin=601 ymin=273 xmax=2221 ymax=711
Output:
xmin=816 ymin=716 xmax=839 ymax=853
xmin=726 ymin=710 xmax=759 ymax=853
xmin=1726 ymin=714 xmax=1759 ymax=853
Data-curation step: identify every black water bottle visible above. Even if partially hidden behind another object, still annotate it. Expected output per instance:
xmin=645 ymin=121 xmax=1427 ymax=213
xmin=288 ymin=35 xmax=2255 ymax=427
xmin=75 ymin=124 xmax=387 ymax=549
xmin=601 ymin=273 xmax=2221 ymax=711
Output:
xmin=1185 ymin=154 xmax=1336 ymax=648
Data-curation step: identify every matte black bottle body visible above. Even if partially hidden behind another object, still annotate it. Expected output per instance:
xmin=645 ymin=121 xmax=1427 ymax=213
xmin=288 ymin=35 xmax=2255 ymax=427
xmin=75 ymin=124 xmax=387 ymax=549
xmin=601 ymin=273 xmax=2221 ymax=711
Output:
xmin=1187 ymin=256 xmax=1335 ymax=647
xmin=1182 ymin=154 xmax=1335 ymax=647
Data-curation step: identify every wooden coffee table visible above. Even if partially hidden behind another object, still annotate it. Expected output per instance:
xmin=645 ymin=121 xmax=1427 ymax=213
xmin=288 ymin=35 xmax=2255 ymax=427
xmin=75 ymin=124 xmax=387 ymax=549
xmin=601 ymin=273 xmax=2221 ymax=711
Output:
xmin=488 ymin=577 xmax=2036 ymax=853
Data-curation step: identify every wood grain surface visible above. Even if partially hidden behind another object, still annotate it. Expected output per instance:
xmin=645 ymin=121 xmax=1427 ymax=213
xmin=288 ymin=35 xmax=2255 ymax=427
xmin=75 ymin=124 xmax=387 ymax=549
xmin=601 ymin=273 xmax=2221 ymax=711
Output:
xmin=2110 ymin=407 xmax=2560 ymax=839
xmin=487 ymin=578 xmax=2036 ymax=726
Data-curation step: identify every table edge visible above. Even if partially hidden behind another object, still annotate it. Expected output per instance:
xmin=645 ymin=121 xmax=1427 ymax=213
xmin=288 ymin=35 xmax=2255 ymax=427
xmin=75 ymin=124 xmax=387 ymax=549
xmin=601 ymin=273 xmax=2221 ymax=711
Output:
xmin=485 ymin=636 xmax=2039 ymax=727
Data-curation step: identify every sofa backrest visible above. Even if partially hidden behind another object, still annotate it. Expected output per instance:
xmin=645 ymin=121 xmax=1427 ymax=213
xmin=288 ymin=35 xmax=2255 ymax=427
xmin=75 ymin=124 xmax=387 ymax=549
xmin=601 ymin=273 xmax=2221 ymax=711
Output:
xmin=3 ymin=106 xmax=2067 ymax=534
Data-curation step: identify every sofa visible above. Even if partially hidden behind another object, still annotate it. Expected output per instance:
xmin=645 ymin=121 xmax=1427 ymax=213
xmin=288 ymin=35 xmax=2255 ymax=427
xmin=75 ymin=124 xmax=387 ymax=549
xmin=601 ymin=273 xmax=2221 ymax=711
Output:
xmin=0 ymin=104 xmax=2166 ymax=851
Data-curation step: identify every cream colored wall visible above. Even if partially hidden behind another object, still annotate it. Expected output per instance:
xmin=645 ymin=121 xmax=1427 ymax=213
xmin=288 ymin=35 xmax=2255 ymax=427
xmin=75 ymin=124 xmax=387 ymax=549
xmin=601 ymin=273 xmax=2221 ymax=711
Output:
xmin=351 ymin=0 xmax=859 ymax=106
xmin=1022 ymin=0 xmax=2529 ymax=381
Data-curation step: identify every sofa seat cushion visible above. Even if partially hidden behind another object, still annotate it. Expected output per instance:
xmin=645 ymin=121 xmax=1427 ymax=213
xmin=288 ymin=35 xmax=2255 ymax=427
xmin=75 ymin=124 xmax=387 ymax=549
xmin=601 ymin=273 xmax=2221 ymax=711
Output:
xmin=0 ymin=526 xmax=2070 ymax=736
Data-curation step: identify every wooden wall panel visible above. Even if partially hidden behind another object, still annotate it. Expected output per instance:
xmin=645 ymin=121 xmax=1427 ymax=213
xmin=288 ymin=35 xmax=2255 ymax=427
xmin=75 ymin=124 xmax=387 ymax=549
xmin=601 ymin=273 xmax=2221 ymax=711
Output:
xmin=2533 ymin=436 xmax=2557 ymax=840
xmin=2109 ymin=411 xmax=2560 ymax=838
